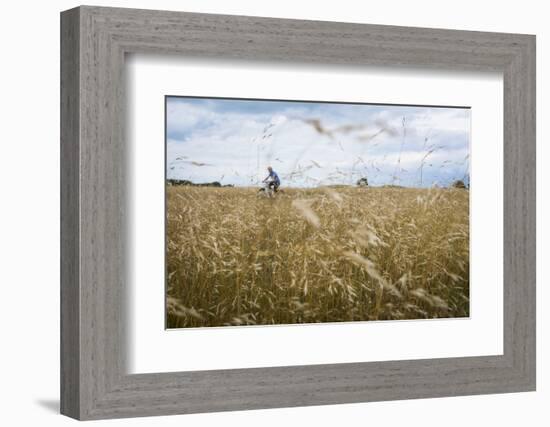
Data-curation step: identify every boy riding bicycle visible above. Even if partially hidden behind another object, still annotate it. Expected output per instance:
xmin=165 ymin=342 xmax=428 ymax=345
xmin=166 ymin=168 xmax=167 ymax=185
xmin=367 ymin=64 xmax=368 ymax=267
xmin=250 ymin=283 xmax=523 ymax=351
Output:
xmin=262 ymin=166 xmax=281 ymax=192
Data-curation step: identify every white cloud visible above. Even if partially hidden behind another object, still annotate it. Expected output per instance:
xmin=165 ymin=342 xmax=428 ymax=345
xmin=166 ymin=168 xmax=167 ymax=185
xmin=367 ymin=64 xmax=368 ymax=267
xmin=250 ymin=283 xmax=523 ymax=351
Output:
xmin=166 ymin=98 xmax=470 ymax=188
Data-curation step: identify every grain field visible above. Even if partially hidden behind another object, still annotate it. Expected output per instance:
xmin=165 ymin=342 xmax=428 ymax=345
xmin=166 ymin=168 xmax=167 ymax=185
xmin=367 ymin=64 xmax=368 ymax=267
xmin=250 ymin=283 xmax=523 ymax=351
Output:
xmin=166 ymin=186 xmax=469 ymax=328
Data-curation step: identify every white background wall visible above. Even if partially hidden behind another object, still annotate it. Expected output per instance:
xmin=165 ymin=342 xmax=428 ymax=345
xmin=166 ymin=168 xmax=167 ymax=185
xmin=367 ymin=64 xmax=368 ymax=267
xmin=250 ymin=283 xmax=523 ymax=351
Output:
xmin=0 ymin=0 xmax=546 ymax=425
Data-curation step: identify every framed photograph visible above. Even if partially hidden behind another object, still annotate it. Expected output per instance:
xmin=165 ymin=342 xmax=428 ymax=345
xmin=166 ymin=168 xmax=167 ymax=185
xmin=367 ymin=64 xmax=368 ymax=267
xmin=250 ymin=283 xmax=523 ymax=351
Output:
xmin=164 ymin=96 xmax=472 ymax=329
xmin=61 ymin=6 xmax=536 ymax=420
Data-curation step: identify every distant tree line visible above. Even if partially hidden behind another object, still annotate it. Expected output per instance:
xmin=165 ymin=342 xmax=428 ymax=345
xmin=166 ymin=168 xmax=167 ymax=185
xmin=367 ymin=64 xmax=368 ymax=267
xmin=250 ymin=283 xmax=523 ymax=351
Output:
xmin=451 ymin=180 xmax=467 ymax=189
xmin=355 ymin=176 xmax=468 ymax=189
xmin=167 ymin=177 xmax=468 ymax=189
xmin=167 ymin=179 xmax=234 ymax=188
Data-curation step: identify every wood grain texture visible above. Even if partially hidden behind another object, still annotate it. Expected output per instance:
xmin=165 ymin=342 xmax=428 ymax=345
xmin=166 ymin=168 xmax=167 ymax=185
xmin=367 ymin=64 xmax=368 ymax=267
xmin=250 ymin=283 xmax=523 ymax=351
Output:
xmin=60 ymin=7 xmax=80 ymax=419
xmin=60 ymin=5 xmax=536 ymax=420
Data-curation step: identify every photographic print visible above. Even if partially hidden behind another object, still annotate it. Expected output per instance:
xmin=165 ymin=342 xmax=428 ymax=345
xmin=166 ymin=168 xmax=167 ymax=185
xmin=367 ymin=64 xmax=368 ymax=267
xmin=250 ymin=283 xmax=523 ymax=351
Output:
xmin=165 ymin=96 xmax=470 ymax=329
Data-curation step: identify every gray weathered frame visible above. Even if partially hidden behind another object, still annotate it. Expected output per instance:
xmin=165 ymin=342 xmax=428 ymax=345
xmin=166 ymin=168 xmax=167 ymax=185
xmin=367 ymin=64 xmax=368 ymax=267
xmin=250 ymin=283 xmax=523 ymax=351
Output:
xmin=60 ymin=5 xmax=536 ymax=420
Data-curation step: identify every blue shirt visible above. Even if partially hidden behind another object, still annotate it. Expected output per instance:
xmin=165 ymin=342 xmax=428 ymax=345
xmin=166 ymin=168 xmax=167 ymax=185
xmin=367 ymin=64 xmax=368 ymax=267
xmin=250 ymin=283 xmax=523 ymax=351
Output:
xmin=269 ymin=170 xmax=280 ymax=184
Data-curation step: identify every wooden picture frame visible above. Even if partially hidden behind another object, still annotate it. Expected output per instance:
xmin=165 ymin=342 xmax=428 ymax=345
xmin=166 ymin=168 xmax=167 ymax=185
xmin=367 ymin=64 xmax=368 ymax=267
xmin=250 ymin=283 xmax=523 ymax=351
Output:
xmin=60 ymin=5 xmax=536 ymax=420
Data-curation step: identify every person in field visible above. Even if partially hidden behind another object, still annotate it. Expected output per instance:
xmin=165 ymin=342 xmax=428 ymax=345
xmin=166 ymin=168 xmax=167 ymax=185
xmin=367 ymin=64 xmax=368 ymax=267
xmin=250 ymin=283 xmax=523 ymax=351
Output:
xmin=263 ymin=166 xmax=281 ymax=192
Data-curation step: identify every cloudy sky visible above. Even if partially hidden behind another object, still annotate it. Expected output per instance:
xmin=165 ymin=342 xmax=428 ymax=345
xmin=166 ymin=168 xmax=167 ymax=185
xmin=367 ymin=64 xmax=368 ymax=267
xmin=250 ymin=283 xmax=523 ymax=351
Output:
xmin=166 ymin=96 xmax=470 ymax=188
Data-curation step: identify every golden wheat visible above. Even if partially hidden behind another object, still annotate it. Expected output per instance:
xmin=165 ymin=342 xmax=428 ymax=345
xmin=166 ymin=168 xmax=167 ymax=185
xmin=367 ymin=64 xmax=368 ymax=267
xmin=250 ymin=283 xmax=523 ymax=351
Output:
xmin=166 ymin=186 xmax=469 ymax=328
